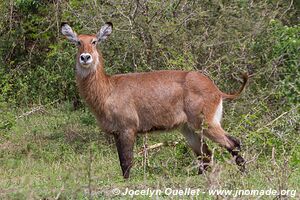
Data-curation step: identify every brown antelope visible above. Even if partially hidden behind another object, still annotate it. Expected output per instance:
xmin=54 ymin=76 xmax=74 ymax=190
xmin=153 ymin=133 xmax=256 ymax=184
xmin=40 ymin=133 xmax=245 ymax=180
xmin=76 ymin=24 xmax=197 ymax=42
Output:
xmin=61 ymin=22 xmax=248 ymax=179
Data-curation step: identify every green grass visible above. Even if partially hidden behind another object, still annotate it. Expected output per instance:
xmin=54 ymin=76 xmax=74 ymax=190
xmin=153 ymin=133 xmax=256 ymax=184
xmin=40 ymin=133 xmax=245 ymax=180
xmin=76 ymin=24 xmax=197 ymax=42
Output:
xmin=0 ymin=103 xmax=299 ymax=199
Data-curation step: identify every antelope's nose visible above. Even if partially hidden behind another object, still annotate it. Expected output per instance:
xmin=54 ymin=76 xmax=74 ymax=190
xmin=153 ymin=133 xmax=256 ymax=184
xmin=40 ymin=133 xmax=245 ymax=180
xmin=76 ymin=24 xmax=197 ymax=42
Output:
xmin=80 ymin=53 xmax=92 ymax=64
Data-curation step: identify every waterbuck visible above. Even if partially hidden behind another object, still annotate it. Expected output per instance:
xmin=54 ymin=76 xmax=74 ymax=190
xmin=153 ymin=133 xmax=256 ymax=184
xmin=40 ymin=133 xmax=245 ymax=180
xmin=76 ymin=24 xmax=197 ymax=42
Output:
xmin=61 ymin=22 xmax=248 ymax=179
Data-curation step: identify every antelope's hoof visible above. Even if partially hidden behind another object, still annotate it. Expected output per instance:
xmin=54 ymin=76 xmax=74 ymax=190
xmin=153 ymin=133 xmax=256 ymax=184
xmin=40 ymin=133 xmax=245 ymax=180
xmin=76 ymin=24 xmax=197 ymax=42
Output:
xmin=236 ymin=155 xmax=246 ymax=172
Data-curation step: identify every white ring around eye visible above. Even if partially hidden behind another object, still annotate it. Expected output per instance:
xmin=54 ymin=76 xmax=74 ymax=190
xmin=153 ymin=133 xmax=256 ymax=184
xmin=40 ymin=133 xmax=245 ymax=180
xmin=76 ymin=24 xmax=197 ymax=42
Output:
xmin=92 ymin=40 xmax=97 ymax=45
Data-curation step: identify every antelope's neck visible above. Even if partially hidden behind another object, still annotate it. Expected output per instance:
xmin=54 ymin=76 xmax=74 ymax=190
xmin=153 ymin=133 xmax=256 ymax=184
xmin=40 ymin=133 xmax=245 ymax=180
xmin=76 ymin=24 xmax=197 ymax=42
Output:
xmin=76 ymin=63 xmax=111 ymax=113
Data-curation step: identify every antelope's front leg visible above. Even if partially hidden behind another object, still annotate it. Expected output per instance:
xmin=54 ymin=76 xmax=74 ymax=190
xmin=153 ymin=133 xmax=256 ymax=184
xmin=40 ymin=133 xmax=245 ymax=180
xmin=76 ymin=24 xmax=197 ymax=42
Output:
xmin=114 ymin=130 xmax=136 ymax=179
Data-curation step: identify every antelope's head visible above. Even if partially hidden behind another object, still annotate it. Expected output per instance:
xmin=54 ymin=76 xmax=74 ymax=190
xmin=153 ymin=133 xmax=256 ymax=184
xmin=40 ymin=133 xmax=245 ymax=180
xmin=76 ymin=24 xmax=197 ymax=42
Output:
xmin=61 ymin=22 xmax=112 ymax=77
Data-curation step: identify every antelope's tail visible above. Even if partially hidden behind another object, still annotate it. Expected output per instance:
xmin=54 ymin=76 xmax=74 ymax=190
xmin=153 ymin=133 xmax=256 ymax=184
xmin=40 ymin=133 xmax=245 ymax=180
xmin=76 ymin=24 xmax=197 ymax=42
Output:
xmin=221 ymin=73 xmax=249 ymax=100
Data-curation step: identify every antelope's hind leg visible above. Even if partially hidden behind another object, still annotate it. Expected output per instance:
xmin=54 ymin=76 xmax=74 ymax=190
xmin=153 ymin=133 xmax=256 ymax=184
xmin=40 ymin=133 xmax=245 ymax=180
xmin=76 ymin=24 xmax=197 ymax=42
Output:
xmin=202 ymin=99 xmax=246 ymax=171
xmin=181 ymin=124 xmax=212 ymax=174
xmin=203 ymin=125 xmax=245 ymax=171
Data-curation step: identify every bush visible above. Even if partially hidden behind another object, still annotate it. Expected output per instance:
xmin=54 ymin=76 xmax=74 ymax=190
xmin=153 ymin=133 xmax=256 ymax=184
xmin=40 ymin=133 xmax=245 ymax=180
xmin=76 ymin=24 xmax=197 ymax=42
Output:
xmin=252 ymin=19 xmax=299 ymax=108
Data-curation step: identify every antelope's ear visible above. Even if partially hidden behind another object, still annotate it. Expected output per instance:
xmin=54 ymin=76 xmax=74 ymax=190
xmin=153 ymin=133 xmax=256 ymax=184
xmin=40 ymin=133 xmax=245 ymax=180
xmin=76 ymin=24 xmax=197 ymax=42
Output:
xmin=96 ymin=22 xmax=113 ymax=42
xmin=61 ymin=23 xmax=78 ymax=44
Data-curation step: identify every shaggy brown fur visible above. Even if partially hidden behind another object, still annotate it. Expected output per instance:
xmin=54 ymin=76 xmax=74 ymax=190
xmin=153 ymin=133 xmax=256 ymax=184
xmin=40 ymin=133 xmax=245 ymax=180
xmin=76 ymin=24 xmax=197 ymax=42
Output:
xmin=61 ymin=22 xmax=248 ymax=178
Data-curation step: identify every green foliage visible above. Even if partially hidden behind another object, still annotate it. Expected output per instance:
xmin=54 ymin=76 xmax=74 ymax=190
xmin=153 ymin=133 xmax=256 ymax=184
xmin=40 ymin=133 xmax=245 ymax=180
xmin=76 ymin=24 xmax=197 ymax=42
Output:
xmin=252 ymin=19 xmax=299 ymax=107
xmin=0 ymin=1 xmax=299 ymax=197
xmin=0 ymin=101 xmax=15 ymax=131
xmin=271 ymin=23 xmax=299 ymax=105
xmin=0 ymin=0 xmax=298 ymax=106
xmin=15 ymin=0 xmax=41 ymax=13
xmin=0 ymin=1 xmax=78 ymax=105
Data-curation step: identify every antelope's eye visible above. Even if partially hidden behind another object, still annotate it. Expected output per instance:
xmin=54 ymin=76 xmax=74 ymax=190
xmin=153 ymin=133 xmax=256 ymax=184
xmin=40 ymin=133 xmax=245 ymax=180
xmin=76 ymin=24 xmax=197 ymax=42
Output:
xmin=92 ymin=40 xmax=97 ymax=45
xmin=77 ymin=41 xmax=81 ymax=46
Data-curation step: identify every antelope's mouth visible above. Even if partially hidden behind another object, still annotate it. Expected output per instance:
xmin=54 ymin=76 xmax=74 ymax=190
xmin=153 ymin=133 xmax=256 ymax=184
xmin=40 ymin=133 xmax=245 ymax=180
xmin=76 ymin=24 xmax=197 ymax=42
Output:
xmin=81 ymin=63 xmax=91 ymax=68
